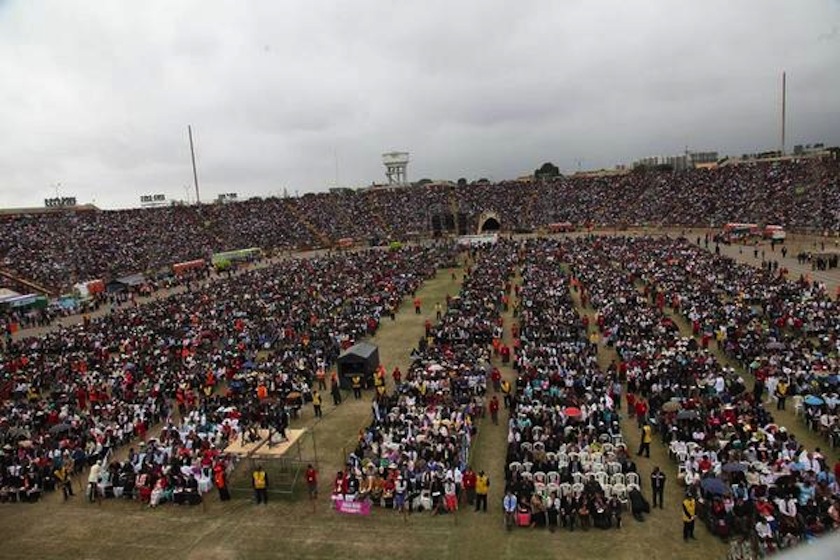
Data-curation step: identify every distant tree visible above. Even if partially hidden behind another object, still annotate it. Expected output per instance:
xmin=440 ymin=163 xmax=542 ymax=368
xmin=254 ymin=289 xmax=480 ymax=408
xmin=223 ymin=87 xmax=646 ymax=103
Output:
xmin=457 ymin=178 xmax=467 ymax=188
xmin=534 ymin=162 xmax=560 ymax=179
xmin=476 ymin=178 xmax=490 ymax=184
xmin=415 ymin=178 xmax=433 ymax=186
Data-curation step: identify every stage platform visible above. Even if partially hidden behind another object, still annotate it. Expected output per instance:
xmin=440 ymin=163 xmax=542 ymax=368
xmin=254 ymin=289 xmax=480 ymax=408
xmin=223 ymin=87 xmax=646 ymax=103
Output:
xmin=225 ymin=428 xmax=307 ymax=458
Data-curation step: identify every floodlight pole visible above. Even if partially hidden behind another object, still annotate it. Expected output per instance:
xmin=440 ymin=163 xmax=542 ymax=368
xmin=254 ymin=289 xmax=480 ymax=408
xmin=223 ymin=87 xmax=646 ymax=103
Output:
xmin=188 ymin=125 xmax=201 ymax=204
xmin=780 ymin=72 xmax=786 ymax=156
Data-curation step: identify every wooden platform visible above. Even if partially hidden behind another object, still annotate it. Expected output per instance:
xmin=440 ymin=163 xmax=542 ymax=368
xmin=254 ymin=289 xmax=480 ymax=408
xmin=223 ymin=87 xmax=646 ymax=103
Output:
xmin=224 ymin=428 xmax=306 ymax=458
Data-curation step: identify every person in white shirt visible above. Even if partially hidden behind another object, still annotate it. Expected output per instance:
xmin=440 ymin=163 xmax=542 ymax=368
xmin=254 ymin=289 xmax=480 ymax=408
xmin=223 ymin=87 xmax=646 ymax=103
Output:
xmin=714 ymin=375 xmax=725 ymax=394
xmin=453 ymin=467 xmax=463 ymax=499
xmin=87 ymin=461 xmax=102 ymax=502
xmin=684 ymin=469 xmax=701 ymax=489
xmin=755 ymin=516 xmax=775 ymax=549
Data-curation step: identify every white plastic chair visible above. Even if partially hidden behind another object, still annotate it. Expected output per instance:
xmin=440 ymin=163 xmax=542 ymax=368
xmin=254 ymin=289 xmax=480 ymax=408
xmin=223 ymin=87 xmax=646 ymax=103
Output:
xmin=559 ymin=482 xmax=572 ymax=498
xmin=612 ymin=483 xmax=628 ymax=508
xmin=594 ymin=471 xmax=608 ymax=487
xmin=607 ymin=462 xmax=623 ymax=475
xmin=793 ymin=395 xmax=804 ymax=417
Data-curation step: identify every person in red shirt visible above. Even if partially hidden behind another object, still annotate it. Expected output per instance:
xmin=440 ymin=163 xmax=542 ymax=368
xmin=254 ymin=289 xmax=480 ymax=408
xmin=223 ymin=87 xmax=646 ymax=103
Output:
xmin=489 ymin=396 xmax=500 ymax=425
xmin=626 ymin=392 xmax=637 ymax=416
xmin=462 ymin=467 xmax=477 ymax=506
xmin=500 ymin=344 xmax=511 ymax=364
xmin=305 ymin=464 xmax=318 ymax=510
xmin=698 ymin=455 xmax=712 ymax=474
xmin=635 ymin=399 xmax=648 ymax=428
xmin=491 ymin=368 xmax=502 ymax=393
xmin=214 ymin=462 xmax=231 ymax=501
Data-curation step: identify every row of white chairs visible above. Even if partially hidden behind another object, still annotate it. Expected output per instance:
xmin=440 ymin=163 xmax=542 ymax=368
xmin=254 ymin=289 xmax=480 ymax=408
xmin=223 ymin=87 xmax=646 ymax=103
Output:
xmin=520 ymin=442 xmax=626 ymax=458
xmin=509 ymin=460 xmax=628 ymax=476
xmin=511 ymin=468 xmax=639 ymax=488
xmin=530 ymin=480 xmax=642 ymax=509
xmin=510 ymin=454 xmax=627 ymax=474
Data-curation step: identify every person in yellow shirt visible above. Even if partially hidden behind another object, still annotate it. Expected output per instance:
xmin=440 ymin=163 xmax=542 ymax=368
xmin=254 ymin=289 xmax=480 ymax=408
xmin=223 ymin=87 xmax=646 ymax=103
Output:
xmin=252 ymin=465 xmax=268 ymax=505
xmin=500 ymin=379 xmax=512 ymax=409
xmin=775 ymin=379 xmax=788 ymax=411
xmin=637 ymin=423 xmax=652 ymax=458
xmin=312 ymin=389 xmax=322 ymax=418
xmin=54 ymin=464 xmax=74 ymax=500
xmin=475 ymin=471 xmax=490 ymax=512
xmin=682 ymin=493 xmax=697 ymax=541
xmin=351 ymin=375 xmax=363 ymax=399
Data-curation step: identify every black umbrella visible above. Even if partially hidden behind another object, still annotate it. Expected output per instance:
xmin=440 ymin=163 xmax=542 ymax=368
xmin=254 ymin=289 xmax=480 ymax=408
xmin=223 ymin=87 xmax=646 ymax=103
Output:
xmin=48 ymin=423 xmax=72 ymax=436
xmin=721 ymin=462 xmax=747 ymax=473
xmin=701 ymin=477 xmax=729 ymax=496
xmin=676 ymin=409 xmax=699 ymax=420
xmin=7 ymin=427 xmax=30 ymax=439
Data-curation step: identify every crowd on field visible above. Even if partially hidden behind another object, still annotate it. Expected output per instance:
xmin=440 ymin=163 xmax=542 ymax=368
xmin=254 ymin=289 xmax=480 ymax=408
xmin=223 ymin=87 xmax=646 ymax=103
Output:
xmin=0 ymin=246 xmax=449 ymax=506
xmin=563 ymin=235 xmax=840 ymax=555
xmin=336 ymin=242 xmax=515 ymax=514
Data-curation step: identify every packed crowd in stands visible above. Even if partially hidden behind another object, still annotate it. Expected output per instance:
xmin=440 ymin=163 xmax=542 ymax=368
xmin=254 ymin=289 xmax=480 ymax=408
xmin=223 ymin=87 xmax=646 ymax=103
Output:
xmin=0 ymin=246 xmax=450 ymax=505
xmin=335 ymin=242 xmax=515 ymax=514
xmin=562 ymin=235 xmax=840 ymax=555
xmin=1 ymin=157 xmax=837 ymax=294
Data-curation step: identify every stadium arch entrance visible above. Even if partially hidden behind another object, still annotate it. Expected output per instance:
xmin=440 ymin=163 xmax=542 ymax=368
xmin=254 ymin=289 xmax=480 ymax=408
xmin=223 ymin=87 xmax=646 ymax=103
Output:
xmin=478 ymin=211 xmax=501 ymax=233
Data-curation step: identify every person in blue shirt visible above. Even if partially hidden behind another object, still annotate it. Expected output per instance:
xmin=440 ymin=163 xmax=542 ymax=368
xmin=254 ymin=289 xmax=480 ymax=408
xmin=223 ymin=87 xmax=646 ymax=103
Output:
xmin=796 ymin=479 xmax=815 ymax=506
xmin=503 ymin=489 xmax=518 ymax=530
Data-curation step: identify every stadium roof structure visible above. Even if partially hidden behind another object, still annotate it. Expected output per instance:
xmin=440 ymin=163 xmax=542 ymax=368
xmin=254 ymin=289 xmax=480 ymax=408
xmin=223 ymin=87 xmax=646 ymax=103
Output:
xmin=111 ymin=273 xmax=147 ymax=288
xmin=0 ymin=204 xmax=99 ymax=217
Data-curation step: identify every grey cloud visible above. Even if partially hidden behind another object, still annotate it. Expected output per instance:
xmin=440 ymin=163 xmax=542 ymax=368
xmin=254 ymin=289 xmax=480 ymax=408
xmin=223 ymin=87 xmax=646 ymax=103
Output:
xmin=0 ymin=0 xmax=838 ymax=208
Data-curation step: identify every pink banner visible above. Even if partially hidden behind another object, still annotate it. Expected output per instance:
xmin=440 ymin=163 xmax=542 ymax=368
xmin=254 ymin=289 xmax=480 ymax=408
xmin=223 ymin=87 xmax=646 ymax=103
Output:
xmin=333 ymin=498 xmax=371 ymax=515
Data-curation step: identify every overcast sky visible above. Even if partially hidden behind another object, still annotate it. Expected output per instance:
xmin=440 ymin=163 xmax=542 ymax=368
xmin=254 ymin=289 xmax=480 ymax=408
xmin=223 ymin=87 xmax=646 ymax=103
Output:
xmin=1 ymin=0 xmax=838 ymax=209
